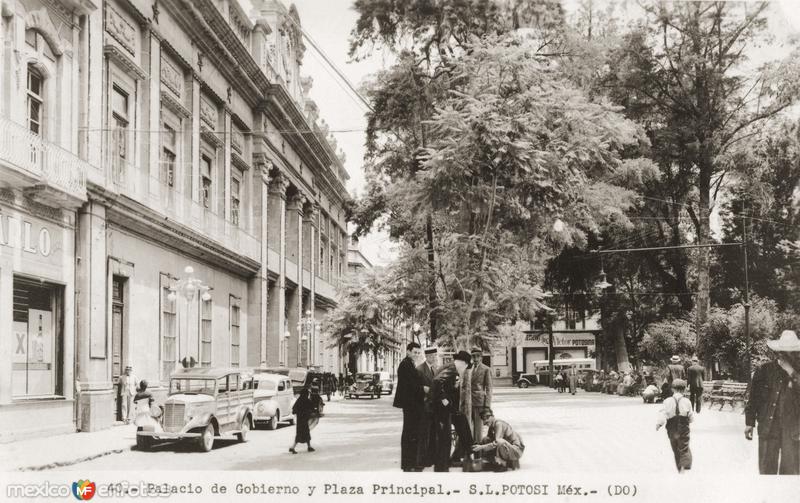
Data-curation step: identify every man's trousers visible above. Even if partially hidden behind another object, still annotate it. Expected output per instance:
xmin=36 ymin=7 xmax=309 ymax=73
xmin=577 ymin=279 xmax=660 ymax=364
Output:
xmin=689 ymin=387 xmax=703 ymax=413
xmin=401 ymin=407 xmax=421 ymax=470
xmin=759 ymin=433 xmax=800 ymax=475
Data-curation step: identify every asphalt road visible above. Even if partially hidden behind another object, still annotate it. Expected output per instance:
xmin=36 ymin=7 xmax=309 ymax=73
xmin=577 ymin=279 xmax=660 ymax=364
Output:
xmin=55 ymin=387 xmax=757 ymax=473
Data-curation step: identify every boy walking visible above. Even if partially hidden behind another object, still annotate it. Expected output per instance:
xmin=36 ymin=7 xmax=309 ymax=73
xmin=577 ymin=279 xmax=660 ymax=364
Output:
xmin=656 ymin=379 xmax=694 ymax=473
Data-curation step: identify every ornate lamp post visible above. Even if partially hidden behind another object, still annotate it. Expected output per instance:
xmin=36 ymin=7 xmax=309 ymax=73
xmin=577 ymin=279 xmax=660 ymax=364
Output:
xmin=298 ymin=310 xmax=318 ymax=367
xmin=166 ymin=266 xmax=211 ymax=367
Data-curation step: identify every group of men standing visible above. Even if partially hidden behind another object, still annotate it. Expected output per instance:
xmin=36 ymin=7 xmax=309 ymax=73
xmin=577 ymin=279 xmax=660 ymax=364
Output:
xmin=395 ymin=342 xmax=507 ymax=472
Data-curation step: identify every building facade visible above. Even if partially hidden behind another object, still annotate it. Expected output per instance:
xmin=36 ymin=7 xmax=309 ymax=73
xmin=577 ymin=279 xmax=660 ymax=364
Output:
xmin=0 ymin=0 xmax=350 ymax=441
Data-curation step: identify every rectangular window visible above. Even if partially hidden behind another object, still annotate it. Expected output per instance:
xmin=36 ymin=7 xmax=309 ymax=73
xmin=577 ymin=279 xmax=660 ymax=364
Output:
xmin=201 ymin=155 xmax=213 ymax=209
xmin=27 ymin=68 xmax=43 ymax=135
xmin=111 ymin=276 xmax=126 ymax=380
xmin=230 ymin=300 xmax=240 ymax=367
xmin=230 ymin=167 xmax=242 ymax=225
xmin=200 ymin=298 xmax=212 ymax=367
xmin=161 ymin=280 xmax=177 ymax=381
xmin=12 ymin=276 xmax=63 ymax=398
xmin=320 ymin=245 xmax=325 ymax=273
xmin=112 ymin=86 xmax=129 ymax=183
xmin=160 ymin=124 xmax=177 ymax=188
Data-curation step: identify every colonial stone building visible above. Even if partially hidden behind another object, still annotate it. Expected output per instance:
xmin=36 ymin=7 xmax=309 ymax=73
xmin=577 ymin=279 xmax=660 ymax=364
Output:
xmin=0 ymin=0 xmax=350 ymax=441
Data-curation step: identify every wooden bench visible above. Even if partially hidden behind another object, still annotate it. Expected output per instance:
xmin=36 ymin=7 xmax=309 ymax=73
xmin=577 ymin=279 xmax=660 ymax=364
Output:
xmin=701 ymin=380 xmax=721 ymax=403
xmin=708 ymin=381 xmax=748 ymax=411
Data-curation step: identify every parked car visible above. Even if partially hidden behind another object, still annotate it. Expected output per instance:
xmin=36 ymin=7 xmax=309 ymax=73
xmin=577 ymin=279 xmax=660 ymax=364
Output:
xmin=377 ymin=371 xmax=394 ymax=395
xmin=253 ymin=367 xmax=335 ymax=397
xmin=348 ymin=372 xmax=382 ymax=399
xmin=516 ymin=373 xmax=539 ymax=388
xmin=136 ymin=367 xmax=254 ymax=452
xmin=248 ymin=373 xmax=295 ymax=430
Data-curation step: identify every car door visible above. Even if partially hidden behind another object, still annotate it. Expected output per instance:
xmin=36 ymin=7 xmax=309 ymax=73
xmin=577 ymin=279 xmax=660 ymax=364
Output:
xmin=216 ymin=375 xmax=232 ymax=431
xmin=278 ymin=379 xmax=291 ymax=419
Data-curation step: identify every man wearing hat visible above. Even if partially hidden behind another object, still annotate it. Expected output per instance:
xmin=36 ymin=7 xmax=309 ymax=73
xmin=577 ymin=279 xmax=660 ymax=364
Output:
xmin=416 ymin=346 xmax=439 ymax=468
xmin=745 ymin=330 xmax=800 ymax=474
xmin=687 ymin=356 xmax=706 ymax=413
xmin=470 ymin=346 xmax=493 ymax=442
xmin=431 ymin=350 xmax=473 ymax=472
xmin=118 ymin=365 xmax=138 ymax=424
xmin=667 ymin=355 xmax=686 ymax=385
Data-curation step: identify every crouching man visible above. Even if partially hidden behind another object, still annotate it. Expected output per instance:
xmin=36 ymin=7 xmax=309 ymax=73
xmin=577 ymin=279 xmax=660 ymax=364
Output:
xmin=471 ymin=408 xmax=525 ymax=472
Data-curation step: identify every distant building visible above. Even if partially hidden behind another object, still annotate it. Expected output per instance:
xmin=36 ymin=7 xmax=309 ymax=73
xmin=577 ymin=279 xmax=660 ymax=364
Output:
xmin=347 ymin=236 xmax=373 ymax=275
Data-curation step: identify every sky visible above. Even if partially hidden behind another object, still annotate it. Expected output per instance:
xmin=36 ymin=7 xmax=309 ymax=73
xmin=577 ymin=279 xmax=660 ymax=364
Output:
xmin=247 ymin=0 xmax=800 ymax=264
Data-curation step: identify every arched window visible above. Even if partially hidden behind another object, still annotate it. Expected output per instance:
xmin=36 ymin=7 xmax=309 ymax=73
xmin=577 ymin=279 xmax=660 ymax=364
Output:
xmin=26 ymin=64 xmax=43 ymax=135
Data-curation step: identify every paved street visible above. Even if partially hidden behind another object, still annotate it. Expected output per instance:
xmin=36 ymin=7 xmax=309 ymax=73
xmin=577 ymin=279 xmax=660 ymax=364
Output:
xmin=52 ymin=388 xmax=757 ymax=473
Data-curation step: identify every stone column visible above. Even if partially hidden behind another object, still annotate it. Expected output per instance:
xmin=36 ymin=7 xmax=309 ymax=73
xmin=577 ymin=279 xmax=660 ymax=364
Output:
xmin=247 ymin=155 xmax=271 ymax=367
xmin=223 ymin=109 xmax=232 ymax=220
xmin=147 ymin=29 xmax=162 ymax=192
xmin=303 ymin=203 xmax=318 ymax=365
xmin=190 ymin=73 xmax=201 ymax=202
xmin=266 ymin=173 xmax=288 ymax=365
xmin=286 ymin=192 xmax=306 ymax=366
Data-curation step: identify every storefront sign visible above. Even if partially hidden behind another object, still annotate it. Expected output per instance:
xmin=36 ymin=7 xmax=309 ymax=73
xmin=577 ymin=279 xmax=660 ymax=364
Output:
xmin=0 ymin=213 xmax=53 ymax=257
xmin=524 ymin=332 xmax=596 ymax=348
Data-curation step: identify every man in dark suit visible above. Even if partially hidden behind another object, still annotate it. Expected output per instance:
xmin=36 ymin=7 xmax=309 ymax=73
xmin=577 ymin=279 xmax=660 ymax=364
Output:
xmin=745 ymin=330 xmax=800 ymax=474
xmin=394 ymin=342 xmax=424 ymax=471
xmin=687 ymin=356 xmax=705 ymax=413
xmin=431 ymin=351 xmax=473 ymax=472
xmin=416 ymin=346 xmax=438 ymax=468
xmin=470 ymin=347 xmax=493 ymax=442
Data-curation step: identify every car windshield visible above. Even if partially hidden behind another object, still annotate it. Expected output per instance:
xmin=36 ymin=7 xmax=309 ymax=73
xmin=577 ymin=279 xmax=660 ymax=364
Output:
xmin=169 ymin=378 xmax=216 ymax=396
xmin=254 ymin=380 xmax=277 ymax=391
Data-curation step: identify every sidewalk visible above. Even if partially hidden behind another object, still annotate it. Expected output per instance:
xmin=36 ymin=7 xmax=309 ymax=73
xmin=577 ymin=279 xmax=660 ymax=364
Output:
xmin=0 ymin=424 xmax=136 ymax=472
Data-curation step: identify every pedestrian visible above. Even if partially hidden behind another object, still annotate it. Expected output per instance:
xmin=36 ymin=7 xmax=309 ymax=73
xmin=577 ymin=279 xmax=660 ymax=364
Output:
xmin=744 ymin=330 xmax=800 ymax=475
xmin=642 ymin=383 xmax=660 ymax=403
xmin=687 ymin=356 xmax=705 ymax=413
xmin=666 ymin=355 xmax=686 ymax=385
xmin=568 ymin=365 xmax=578 ymax=395
xmin=470 ymin=347 xmax=493 ymax=442
xmin=119 ymin=365 xmax=138 ymax=424
xmin=471 ymin=408 xmax=525 ymax=472
xmin=656 ymin=378 xmax=694 ymax=473
xmin=451 ymin=352 xmax=473 ymax=466
xmin=133 ymin=380 xmax=154 ymax=424
xmin=394 ymin=342 xmax=425 ymax=472
xmin=416 ymin=346 xmax=438 ymax=469
xmin=309 ymin=386 xmax=325 ymax=427
xmin=554 ymin=372 xmax=564 ymax=392
xmin=289 ymin=388 xmax=315 ymax=453
xmin=431 ymin=350 xmax=473 ymax=472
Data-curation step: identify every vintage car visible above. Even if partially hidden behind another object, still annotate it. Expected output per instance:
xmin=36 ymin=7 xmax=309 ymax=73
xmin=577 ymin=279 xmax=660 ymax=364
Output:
xmin=377 ymin=371 xmax=394 ymax=395
xmin=516 ymin=373 xmax=539 ymax=388
xmin=249 ymin=373 xmax=295 ymax=430
xmin=255 ymin=366 xmax=335 ymax=397
xmin=348 ymin=372 xmax=382 ymax=399
xmin=136 ymin=367 xmax=254 ymax=452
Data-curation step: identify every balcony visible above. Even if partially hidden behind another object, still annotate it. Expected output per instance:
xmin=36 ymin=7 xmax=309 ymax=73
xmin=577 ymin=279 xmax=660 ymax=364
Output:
xmin=109 ymin=160 xmax=260 ymax=264
xmin=315 ymin=278 xmax=337 ymax=302
xmin=0 ymin=117 xmax=87 ymax=208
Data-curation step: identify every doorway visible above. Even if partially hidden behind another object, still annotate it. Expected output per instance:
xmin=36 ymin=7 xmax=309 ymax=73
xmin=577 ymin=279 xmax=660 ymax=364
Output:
xmin=112 ymin=275 xmax=127 ymax=421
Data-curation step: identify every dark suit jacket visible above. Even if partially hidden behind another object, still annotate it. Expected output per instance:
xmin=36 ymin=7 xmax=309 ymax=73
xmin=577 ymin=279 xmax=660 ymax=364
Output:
xmin=745 ymin=360 xmax=800 ymax=440
xmin=667 ymin=364 xmax=686 ymax=383
xmin=471 ymin=362 xmax=493 ymax=408
xmin=687 ymin=365 xmax=705 ymax=389
xmin=394 ymin=357 xmax=424 ymax=410
xmin=431 ymin=363 xmax=460 ymax=415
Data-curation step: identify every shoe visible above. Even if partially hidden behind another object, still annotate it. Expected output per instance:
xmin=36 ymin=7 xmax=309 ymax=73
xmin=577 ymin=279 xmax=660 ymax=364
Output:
xmin=493 ymin=465 xmax=508 ymax=472
xmin=308 ymin=447 xmax=316 ymax=452
xmin=289 ymin=448 xmax=297 ymax=454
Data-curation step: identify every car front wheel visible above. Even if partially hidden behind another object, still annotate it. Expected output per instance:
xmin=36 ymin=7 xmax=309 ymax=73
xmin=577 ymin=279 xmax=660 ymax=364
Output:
xmin=237 ymin=417 xmax=250 ymax=442
xmin=197 ymin=424 xmax=214 ymax=452
xmin=518 ymin=381 xmax=529 ymax=388
xmin=266 ymin=411 xmax=278 ymax=430
xmin=136 ymin=429 xmax=152 ymax=451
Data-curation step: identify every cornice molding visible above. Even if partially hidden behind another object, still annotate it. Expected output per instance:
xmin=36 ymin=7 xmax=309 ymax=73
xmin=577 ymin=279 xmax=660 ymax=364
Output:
xmin=104 ymin=45 xmax=147 ymax=80
xmin=160 ymin=89 xmax=190 ymax=118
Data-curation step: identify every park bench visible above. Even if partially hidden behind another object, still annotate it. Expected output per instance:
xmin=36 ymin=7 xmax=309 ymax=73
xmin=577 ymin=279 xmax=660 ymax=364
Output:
xmin=707 ymin=381 xmax=749 ymax=411
xmin=701 ymin=380 xmax=721 ymax=403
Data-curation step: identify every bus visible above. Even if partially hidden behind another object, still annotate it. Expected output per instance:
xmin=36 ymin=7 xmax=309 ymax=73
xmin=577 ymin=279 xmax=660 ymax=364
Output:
xmin=517 ymin=358 xmax=597 ymax=387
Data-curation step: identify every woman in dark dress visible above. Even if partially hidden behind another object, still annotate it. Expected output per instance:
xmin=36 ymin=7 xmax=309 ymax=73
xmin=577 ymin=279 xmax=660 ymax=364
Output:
xmin=290 ymin=388 xmax=315 ymax=453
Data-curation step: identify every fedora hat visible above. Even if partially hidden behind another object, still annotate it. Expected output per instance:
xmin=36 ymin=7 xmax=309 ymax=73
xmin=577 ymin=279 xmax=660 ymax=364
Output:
xmin=670 ymin=355 xmax=681 ymax=364
xmin=470 ymin=346 xmax=483 ymax=355
xmin=767 ymin=330 xmax=800 ymax=352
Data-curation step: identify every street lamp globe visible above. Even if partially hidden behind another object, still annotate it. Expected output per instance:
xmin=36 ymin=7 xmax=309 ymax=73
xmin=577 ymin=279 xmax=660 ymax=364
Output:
xmin=184 ymin=266 xmax=194 ymax=275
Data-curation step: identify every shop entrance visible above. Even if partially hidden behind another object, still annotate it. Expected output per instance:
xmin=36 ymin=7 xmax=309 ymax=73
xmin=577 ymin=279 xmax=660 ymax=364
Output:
xmin=112 ymin=276 xmax=127 ymax=421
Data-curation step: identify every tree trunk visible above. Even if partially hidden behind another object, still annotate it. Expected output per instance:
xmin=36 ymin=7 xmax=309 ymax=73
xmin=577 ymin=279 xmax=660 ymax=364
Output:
xmin=425 ymin=215 xmax=438 ymax=341
xmin=695 ymin=165 xmax=712 ymax=344
xmin=611 ymin=320 xmax=632 ymax=373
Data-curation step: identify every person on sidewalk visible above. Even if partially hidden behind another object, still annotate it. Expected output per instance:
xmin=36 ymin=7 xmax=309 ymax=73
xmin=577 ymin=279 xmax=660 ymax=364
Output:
xmin=642 ymin=383 xmax=660 ymax=403
xmin=554 ymin=372 xmax=564 ymax=392
xmin=290 ymin=388 xmax=316 ymax=454
xmin=656 ymin=379 xmax=694 ymax=473
xmin=451 ymin=352 xmax=473 ymax=466
xmin=470 ymin=347 xmax=493 ymax=442
xmin=394 ymin=342 xmax=425 ymax=472
xmin=745 ymin=330 xmax=800 ymax=475
xmin=471 ymin=408 xmax=525 ymax=472
xmin=431 ymin=351 xmax=473 ymax=472
xmin=687 ymin=357 xmax=705 ymax=413
xmin=666 ymin=355 xmax=686 ymax=386
xmin=416 ymin=346 xmax=438 ymax=469
xmin=119 ymin=366 xmax=138 ymax=424
xmin=568 ymin=365 xmax=578 ymax=395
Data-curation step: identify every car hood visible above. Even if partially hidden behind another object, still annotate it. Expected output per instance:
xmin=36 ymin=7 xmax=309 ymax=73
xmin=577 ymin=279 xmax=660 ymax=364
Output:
xmin=166 ymin=394 xmax=215 ymax=404
xmin=253 ymin=390 xmax=277 ymax=399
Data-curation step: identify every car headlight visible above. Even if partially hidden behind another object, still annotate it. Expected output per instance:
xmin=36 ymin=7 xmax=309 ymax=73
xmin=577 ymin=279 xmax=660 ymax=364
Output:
xmin=257 ymin=402 xmax=268 ymax=412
